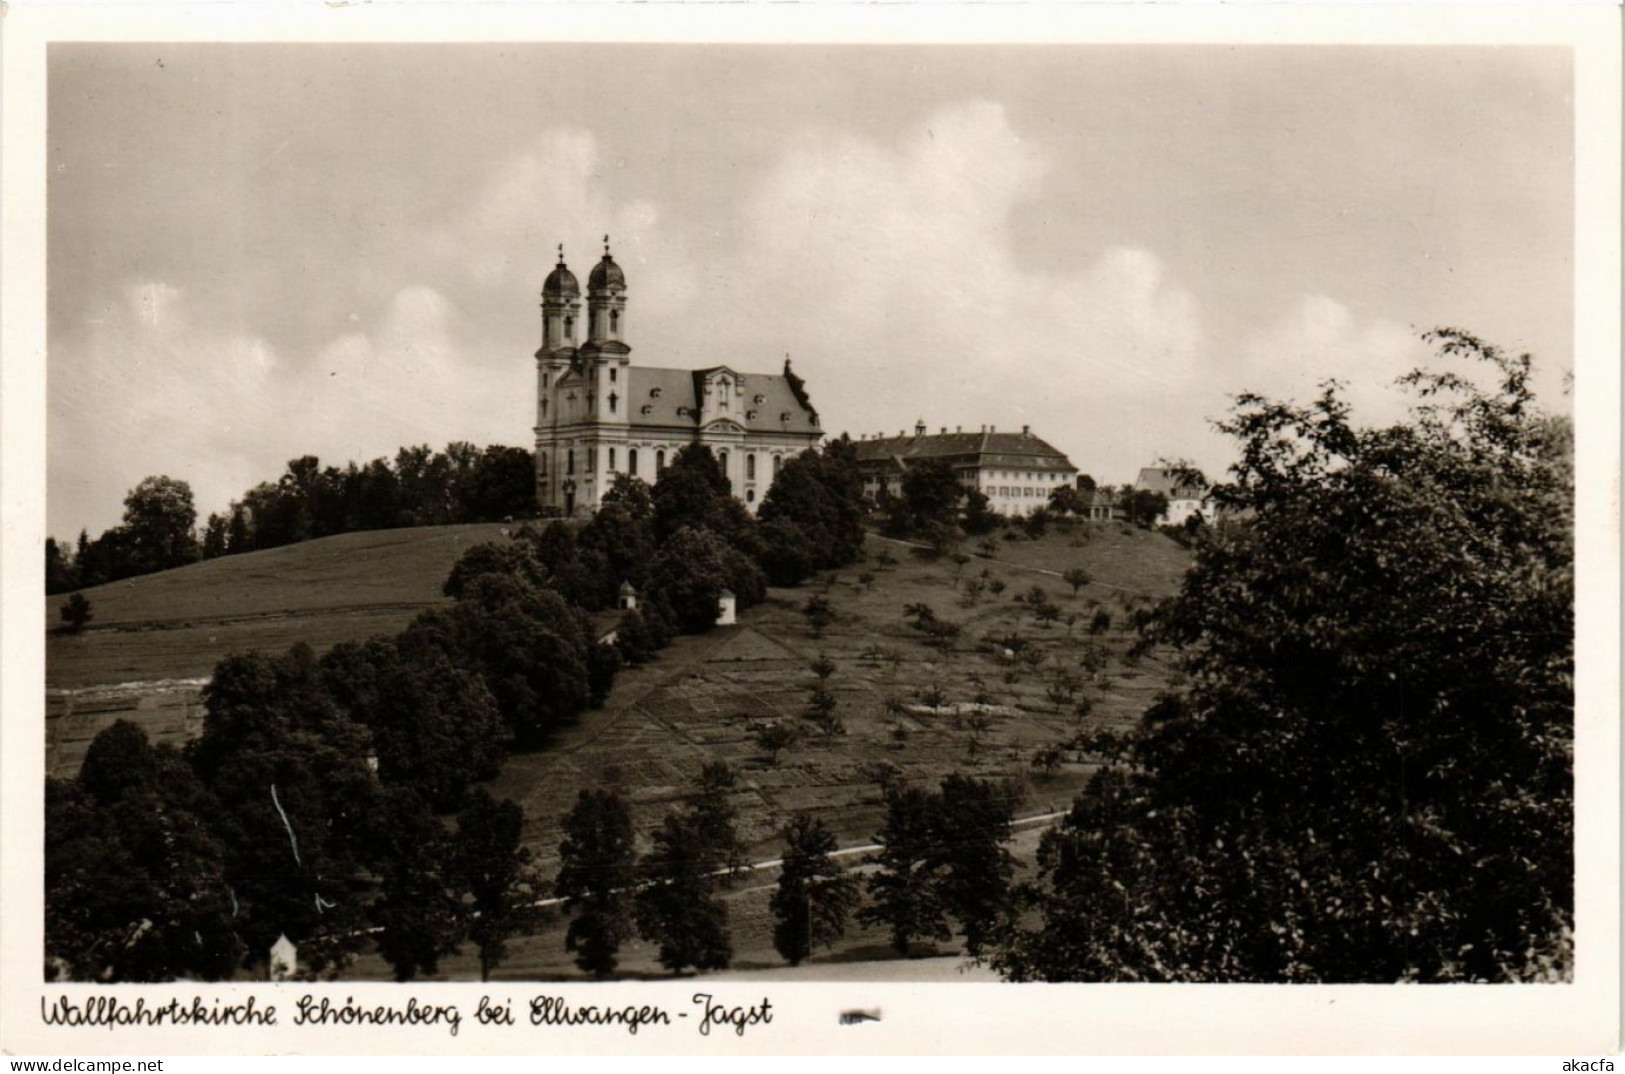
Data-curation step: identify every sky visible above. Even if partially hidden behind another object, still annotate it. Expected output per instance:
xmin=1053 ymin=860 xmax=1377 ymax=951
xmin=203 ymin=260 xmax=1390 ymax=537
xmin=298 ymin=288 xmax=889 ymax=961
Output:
xmin=46 ymin=43 xmax=1573 ymax=539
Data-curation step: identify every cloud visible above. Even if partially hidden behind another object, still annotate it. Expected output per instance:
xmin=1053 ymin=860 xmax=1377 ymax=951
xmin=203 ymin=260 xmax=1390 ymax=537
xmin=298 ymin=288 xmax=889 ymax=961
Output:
xmin=48 ymin=281 xmax=528 ymax=535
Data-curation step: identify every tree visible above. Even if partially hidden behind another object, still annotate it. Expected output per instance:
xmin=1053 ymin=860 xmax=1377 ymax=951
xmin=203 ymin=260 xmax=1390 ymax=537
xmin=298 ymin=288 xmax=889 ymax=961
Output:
xmin=757 ymin=444 xmax=866 ymax=575
xmin=806 ymin=653 xmax=843 ymax=735
xmin=1062 ymin=567 xmax=1092 ymax=597
xmin=995 ymin=330 xmax=1574 ymax=983
xmin=652 ymin=445 xmax=753 ymax=546
xmin=885 ymin=458 xmax=963 ymax=536
xmin=754 ymin=722 xmax=800 ymax=765
xmin=802 ymin=594 xmax=835 ymax=638
xmin=771 ymin=813 xmax=860 ymax=966
xmin=45 ymin=537 xmax=78 ymax=593
xmin=635 ymin=812 xmax=733 ymax=973
xmin=933 ymin=775 xmax=1018 ymax=958
xmin=448 ymin=791 xmax=539 ymax=981
xmin=554 ymin=789 xmax=638 ymax=977
xmin=122 ymin=475 xmax=200 ymax=573
xmin=60 ymin=593 xmax=93 ymax=633
xmin=1125 ymin=489 xmax=1169 ymax=529
xmin=47 ymin=722 xmax=241 ymax=982
xmin=371 ymin=788 xmax=466 ymax=981
xmin=691 ymin=762 xmax=748 ymax=877
xmin=645 ymin=525 xmax=732 ymax=634
xmin=859 ymin=784 xmax=952 ymax=955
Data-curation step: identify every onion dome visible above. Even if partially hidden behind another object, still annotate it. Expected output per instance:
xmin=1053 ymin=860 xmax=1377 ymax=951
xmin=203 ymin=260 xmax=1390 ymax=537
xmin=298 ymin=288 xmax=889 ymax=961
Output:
xmin=543 ymin=245 xmax=579 ymax=298
xmin=588 ymin=236 xmax=626 ymax=291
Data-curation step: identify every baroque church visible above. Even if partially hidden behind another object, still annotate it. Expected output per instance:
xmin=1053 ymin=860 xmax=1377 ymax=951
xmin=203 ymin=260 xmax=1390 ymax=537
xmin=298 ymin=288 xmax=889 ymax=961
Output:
xmin=533 ymin=241 xmax=824 ymax=517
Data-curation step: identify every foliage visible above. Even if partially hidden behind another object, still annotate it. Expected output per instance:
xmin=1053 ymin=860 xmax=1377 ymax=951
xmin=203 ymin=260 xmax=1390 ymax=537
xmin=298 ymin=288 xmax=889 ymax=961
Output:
xmin=60 ymin=593 xmax=93 ymax=633
xmin=995 ymin=330 xmax=1574 ymax=983
xmin=691 ymin=762 xmax=748 ymax=877
xmin=1062 ymin=567 xmax=1093 ymax=596
xmin=46 ymin=723 xmax=241 ymax=982
xmin=448 ymin=791 xmax=539 ymax=982
xmin=771 ymin=813 xmax=861 ymax=965
xmin=554 ymin=788 xmax=638 ymax=977
xmin=635 ymin=812 xmax=733 ymax=974
xmin=371 ymin=787 xmax=466 ymax=981
xmin=802 ymin=594 xmax=835 ymax=638
xmin=885 ymin=458 xmax=964 ymax=536
xmin=858 ymin=784 xmax=953 ymax=955
xmin=757 ymin=441 xmax=867 ymax=580
xmin=646 ymin=525 xmax=733 ymax=633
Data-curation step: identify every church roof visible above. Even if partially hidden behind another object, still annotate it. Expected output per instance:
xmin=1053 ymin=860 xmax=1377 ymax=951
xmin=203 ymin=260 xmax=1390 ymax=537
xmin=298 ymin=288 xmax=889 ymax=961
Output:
xmin=588 ymin=252 xmax=626 ymax=291
xmin=853 ymin=429 xmax=1077 ymax=473
xmin=626 ymin=366 xmax=821 ymax=435
xmin=543 ymin=261 xmax=580 ymax=299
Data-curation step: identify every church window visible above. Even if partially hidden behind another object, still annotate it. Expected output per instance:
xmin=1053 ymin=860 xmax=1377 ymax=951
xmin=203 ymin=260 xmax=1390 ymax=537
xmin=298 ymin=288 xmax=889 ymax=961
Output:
xmin=565 ymin=316 xmax=574 ymax=338
xmin=543 ymin=373 xmax=549 ymax=388
xmin=656 ymin=449 xmax=666 ymax=471
xmin=746 ymin=454 xmax=756 ymax=480
xmin=541 ymin=397 xmax=549 ymax=417
xmin=772 ymin=455 xmax=782 ymax=476
xmin=609 ymin=392 xmax=618 ymax=414
xmin=610 ymin=367 xmax=617 ymax=383
xmin=629 ymin=449 xmax=638 ymax=476
xmin=719 ymin=451 xmax=729 ymax=473
xmin=610 ymin=310 xmax=619 ymax=332
xmin=609 ymin=447 xmax=617 ymax=471
xmin=589 ymin=447 xmax=597 ymax=469
xmin=747 ymin=489 xmax=755 ymax=504
xmin=540 ymin=454 xmax=548 ymax=476
xmin=568 ymin=450 xmax=575 ymax=475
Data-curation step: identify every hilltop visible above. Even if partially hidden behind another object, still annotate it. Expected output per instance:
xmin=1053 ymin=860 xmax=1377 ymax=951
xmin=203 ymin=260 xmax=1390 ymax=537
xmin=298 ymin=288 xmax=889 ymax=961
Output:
xmin=46 ymin=523 xmax=511 ymax=689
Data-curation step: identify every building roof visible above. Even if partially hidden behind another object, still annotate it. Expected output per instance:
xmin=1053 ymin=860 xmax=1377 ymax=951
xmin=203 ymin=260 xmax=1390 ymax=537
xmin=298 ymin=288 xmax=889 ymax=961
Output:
xmin=852 ymin=429 xmax=1078 ymax=474
xmin=1135 ymin=467 xmax=1207 ymax=500
xmin=588 ymin=252 xmax=626 ymax=292
xmin=626 ymin=365 xmax=821 ymax=435
xmin=543 ymin=257 xmax=580 ymax=299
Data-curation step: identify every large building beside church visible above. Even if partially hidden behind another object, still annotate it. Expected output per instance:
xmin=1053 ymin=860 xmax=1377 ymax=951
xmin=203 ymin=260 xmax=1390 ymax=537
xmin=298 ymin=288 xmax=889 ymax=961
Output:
xmin=853 ymin=422 xmax=1079 ymax=517
xmin=532 ymin=243 xmax=824 ymax=517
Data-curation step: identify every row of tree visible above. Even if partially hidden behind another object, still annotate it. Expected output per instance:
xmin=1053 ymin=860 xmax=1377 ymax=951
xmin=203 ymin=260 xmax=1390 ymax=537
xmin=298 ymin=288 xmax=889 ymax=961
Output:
xmin=45 ymin=443 xmax=537 ymax=593
xmin=554 ymin=770 xmax=1021 ymax=976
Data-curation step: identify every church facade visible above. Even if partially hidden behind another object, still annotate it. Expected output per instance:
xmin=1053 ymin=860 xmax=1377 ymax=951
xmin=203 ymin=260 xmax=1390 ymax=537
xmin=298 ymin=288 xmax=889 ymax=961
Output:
xmin=532 ymin=243 xmax=824 ymax=517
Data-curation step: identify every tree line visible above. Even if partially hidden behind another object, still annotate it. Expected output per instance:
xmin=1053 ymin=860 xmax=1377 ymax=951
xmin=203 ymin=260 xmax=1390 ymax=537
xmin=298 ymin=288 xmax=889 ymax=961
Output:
xmin=45 ymin=442 xmax=537 ymax=593
xmin=553 ymin=768 xmax=1022 ymax=976
xmin=44 ymin=440 xmax=868 ymax=982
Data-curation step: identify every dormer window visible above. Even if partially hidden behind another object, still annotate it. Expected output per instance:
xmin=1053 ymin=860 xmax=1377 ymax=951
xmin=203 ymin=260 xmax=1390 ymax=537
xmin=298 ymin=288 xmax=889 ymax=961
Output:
xmin=746 ymin=410 xmax=758 ymax=421
xmin=650 ymin=387 xmax=662 ymax=398
xmin=641 ymin=404 xmax=653 ymax=415
xmin=754 ymin=394 xmax=765 ymax=404
xmin=780 ymin=411 xmax=791 ymax=422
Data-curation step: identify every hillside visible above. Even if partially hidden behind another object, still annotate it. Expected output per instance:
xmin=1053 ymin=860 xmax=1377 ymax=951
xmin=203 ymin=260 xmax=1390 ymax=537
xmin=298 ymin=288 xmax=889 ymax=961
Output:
xmin=44 ymin=516 xmax=1198 ymax=977
xmin=46 ymin=523 xmax=511 ymax=689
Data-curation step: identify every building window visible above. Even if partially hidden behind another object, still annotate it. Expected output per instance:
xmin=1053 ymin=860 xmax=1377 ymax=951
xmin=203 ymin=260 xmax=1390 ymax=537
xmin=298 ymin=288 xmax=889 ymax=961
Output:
xmin=541 ymin=397 xmax=548 ymax=417
xmin=609 ymin=447 xmax=617 ymax=471
xmin=747 ymin=489 xmax=756 ymax=504
xmin=656 ymin=449 xmax=666 ymax=471
xmin=772 ymin=455 xmax=782 ymax=476
xmin=609 ymin=366 xmax=617 ymax=383
xmin=609 ymin=392 xmax=618 ymax=414
xmin=542 ymin=373 xmax=549 ymax=388
xmin=629 ymin=449 xmax=638 ymax=476
xmin=565 ymin=316 xmax=574 ymax=338
xmin=746 ymin=454 xmax=756 ymax=480
xmin=568 ymin=450 xmax=575 ymax=475
xmin=719 ymin=450 xmax=729 ymax=473
xmin=540 ymin=454 xmax=548 ymax=476
xmin=588 ymin=447 xmax=597 ymax=470
xmin=611 ymin=310 xmax=619 ymax=332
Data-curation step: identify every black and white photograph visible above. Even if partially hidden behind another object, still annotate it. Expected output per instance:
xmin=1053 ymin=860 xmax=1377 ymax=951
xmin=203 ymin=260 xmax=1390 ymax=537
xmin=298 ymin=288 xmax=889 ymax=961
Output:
xmin=3 ymin=2 xmax=1619 ymax=1058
